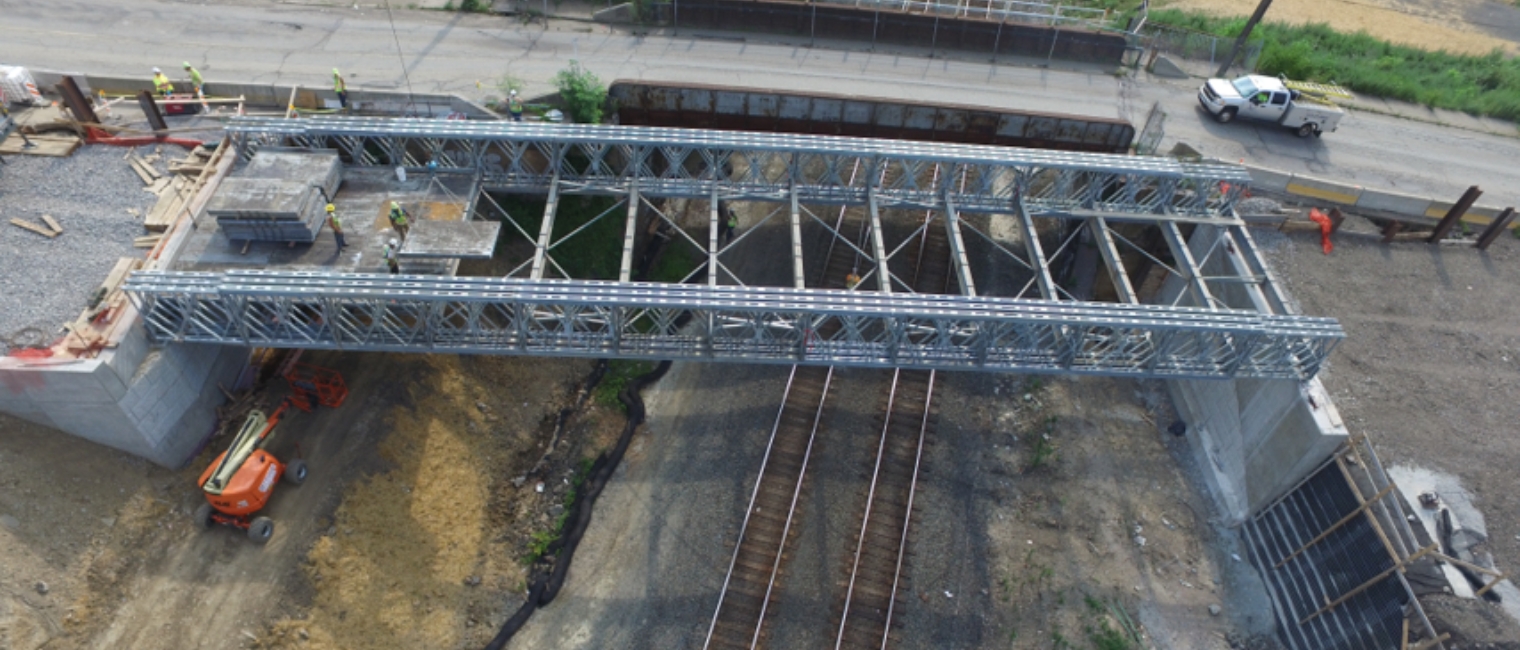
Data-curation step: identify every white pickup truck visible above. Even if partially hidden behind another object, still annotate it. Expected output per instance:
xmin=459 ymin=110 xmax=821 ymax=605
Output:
xmin=1197 ymin=74 xmax=1344 ymax=138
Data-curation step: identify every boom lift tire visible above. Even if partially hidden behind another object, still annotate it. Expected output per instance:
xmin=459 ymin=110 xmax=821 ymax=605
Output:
xmin=194 ymin=503 xmax=213 ymax=530
xmin=247 ymin=517 xmax=274 ymax=544
xmin=284 ymin=459 xmax=308 ymax=486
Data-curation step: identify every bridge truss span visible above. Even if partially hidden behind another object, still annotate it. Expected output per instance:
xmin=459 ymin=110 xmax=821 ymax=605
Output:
xmin=125 ymin=271 xmax=1341 ymax=380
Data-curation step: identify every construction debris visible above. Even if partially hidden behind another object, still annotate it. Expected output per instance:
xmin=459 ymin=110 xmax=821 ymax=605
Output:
xmin=140 ymin=144 xmax=225 ymax=232
xmin=9 ymin=217 xmax=61 ymax=238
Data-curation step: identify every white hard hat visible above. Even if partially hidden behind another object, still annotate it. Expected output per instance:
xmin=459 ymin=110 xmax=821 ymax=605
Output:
xmin=152 ymin=67 xmax=161 ymax=73
xmin=510 ymin=89 xmax=517 ymax=96
xmin=389 ymin=238 xmax=399 ymax=247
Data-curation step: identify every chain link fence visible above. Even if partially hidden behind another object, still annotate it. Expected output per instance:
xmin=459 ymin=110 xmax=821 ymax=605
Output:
xmin=1136 ymin=21 xmax=1262 ymax=74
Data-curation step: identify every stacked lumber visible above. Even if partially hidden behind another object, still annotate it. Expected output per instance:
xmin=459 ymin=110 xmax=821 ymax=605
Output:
xmin=139 ymin=145 xmax=223 ymax=232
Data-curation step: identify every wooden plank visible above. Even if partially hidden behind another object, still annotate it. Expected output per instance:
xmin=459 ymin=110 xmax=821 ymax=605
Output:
xmin=10 ymin=218 xmax=59 ymax=238
xmin=0 ymin=134 xmax=81 ymax=156
xmin=40 ymin=215 xmax=63 ymax=234
xmin=128 ymin=157 xmax=156 ymax=184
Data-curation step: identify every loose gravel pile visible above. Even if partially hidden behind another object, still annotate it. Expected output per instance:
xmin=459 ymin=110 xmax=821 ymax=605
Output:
xmin=0 ymin=143 xmax=183 ymax=354
xmin=1237 ymin=196 xmax=1285 ymax=215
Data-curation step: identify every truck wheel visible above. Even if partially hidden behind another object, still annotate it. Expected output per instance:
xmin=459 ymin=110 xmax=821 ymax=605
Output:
xmin=284 ymin=459 xmax=308 ymax=486
xmin=248 ymin=517 xmax=275 ymax=544
xmin=1297 ymin=123 xmax=1317 ymax=138
xmin=1216 ymin=108 xmax=1237 ymax=124
xmin=193 ymin=503 xmax=213 ymax=530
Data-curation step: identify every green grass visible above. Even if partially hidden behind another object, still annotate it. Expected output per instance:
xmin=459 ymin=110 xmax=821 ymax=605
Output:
xmin=1148 ymin=8 xmax=1520 ymax=122
xmin=645 ymin=240 xmax=701 ymax=284
xmin=595 ymin=359 xmax=656 ymax=410
xmin=520 ymin=457 xmax=596 ymax=565
xmin=488 ymin=191 xmax=625 ymax=280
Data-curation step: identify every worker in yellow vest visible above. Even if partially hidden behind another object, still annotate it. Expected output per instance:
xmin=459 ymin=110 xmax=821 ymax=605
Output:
xmin=333 ymin=68 xmax=348 ymax=109
xmin=152 ymin=67 xmax=172 ymax=96
xmin=508 ymin=90 xmax=523 ymax=122
xmin=388 ymin=201 xmax=410 ymax=240
xmin=182 ymin=62 xmax=204 ymax=97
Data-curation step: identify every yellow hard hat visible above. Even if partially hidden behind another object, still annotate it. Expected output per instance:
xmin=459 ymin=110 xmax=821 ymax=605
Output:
xmin=325 ymin=204 xmax=335 ymax=212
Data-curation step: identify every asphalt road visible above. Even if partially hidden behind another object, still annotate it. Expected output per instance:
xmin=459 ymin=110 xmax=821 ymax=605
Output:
xmin=1 ymin=0 xmax=1515 ymax=202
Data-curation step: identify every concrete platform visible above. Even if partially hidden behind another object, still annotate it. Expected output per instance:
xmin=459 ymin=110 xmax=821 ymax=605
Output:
xmin=175 ymin=170 xmax=478 ymax=275
xmin=399 ymin=220 xmax=501 ymax=259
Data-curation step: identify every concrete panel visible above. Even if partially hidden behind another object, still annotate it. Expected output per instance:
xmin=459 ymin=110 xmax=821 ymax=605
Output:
xmin=1243 ymin=165 xmax=1295 ymax=194
xmin=1426 ymin=201 xmax=1506 ymax=225
xmin=1355 ymin=188 xmax=1433 ymax=217
xmin=0 ymin=359 xmax=120 ymax=405
xmin=1285 ymin=175 xmax=1362 ymax=205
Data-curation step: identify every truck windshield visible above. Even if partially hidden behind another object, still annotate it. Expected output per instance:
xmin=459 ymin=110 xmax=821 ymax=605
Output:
xmin=1231 ymin=77 xmax=1258 ymax=98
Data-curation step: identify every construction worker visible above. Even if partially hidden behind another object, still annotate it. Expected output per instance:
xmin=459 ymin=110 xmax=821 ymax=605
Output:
xmin=719 ymin=203 xmax=737 ymax=246
xmin=333 ymin=68 xmax=348 ymax=109
xmin=507 ymin=90 xmax=523 ymax=122
xmin=152 ymin=67 xmax=172 ymax=96
xmin=325 ymin=204 xmax=346 ymax=250
xmin=183 ymin=62 xmax=204 ymax=97
xmin=388 ymin=201 xmax=410 ymax=240
xmin=383 ymin=239 xmax=400 ymax=274
xmin=845 ymin=271 xmax=862 ymax=290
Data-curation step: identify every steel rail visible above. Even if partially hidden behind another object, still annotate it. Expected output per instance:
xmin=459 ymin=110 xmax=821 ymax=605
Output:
xmin=705 ymin=364 xmax=799 ymax=650
xmin=879 ymin=370 xmax=933 ymax=650
xmin=835 ymin=369 xmax=902 ymax=649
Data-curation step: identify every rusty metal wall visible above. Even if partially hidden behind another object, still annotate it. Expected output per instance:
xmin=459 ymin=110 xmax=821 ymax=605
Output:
xmin=654 ymin=0 xmax=1128 ymax=64
xmin=609 ymin=81 xmax=1134 ymax=153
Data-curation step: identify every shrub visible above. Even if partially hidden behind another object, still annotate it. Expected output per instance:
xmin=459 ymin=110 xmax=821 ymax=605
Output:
xmin=554 ymin=60 xmax=607 ymax=124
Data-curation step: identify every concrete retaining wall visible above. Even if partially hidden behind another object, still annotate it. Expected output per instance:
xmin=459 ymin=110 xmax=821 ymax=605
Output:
xmin=1156 ymin=223 xmax=1348 ymax=523
xmin=659 ymin=0 xmax=1127 ymax=64
xmin=29 ymin=71 xmax=500 ymax=119
xmin=0 ymin=313 xmax=247 ymax=468
xmin=609 ymin=80 xmax=1134 ymax=153
xmin=1242 ymin=163 xmax=1512 ymax=231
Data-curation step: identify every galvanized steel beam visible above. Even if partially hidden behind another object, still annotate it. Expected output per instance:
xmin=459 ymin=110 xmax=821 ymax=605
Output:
xmin=124 ymin=270 xmax=1342 ymax=380
xmin=1089 ymin=216 xmax=1138 ymax=304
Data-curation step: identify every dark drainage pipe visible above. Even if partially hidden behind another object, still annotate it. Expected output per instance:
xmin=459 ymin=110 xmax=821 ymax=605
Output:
xmin=484 ymin=360 xmax=671 ymax=650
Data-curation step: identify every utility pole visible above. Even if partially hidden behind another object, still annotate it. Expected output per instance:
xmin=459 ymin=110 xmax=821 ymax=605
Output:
xmin=1216 ymin=0 xmax=1273 ymax=77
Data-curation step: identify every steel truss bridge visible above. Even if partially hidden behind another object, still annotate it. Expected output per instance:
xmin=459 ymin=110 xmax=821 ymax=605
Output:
xmin=125 ymin=117 xmax=1342 ymax=380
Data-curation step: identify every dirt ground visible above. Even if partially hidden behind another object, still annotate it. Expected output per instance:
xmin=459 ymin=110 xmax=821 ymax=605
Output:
xmin=0 ymin=351 xmax=594 ymax=650
xmin=1161 ymin=0 xmax=1520 ymax=54
xmin=1256 ymin=216 xmax=1520 ymax=634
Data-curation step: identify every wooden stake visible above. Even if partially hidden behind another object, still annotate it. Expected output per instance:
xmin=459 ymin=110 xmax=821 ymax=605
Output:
xmin=1298 ymin=544 xmax=1437 ymax=624
xmin=1408 ymin=633 xmax=1450 ymax=650
xmin=1274 ymin=483 xmax=1397 ymax=568
xmin=40 ymin=215 xmax=63 ymax=234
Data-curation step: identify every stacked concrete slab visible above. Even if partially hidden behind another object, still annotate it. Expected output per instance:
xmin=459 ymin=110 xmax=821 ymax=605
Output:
xmin=207 ymin=149 xmax=342 ymax=242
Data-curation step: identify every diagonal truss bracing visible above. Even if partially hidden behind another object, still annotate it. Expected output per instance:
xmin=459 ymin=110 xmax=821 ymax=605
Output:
xmin=126 ymin=271 xmax=1341 ymax=380
xmin=122 ymin=117 xmax=1343 ymax=378
xmin=226 ymin=117 xmax=1249 ymax=217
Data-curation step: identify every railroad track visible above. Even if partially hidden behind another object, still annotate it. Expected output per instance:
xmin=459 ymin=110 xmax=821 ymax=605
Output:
xmin=704 ymin=364 xmax=834 ymax=650
xmin=705 ymin=160 xmax=949 ymax=650
xmin=833 ymin=367 xmax=935 ymax=649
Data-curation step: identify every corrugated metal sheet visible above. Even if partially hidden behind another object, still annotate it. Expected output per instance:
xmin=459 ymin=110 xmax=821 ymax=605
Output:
xmin=610 ymin=81 xmax=1134 ymax=153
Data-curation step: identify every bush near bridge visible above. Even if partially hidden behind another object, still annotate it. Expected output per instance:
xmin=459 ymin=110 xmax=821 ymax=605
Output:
xmin=1148 ymin=9 xmax=1520 ymax=123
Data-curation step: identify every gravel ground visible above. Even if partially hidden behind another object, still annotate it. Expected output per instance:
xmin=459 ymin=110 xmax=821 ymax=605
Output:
xmin=0 ymin=143 xmax=174 ymax=354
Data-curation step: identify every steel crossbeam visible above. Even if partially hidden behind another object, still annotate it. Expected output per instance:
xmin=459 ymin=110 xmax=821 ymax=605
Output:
xmin=225 ymin=117 xmax=1249 ymax=217
xmin=125 ymin=271 xmax=1341 ymax=380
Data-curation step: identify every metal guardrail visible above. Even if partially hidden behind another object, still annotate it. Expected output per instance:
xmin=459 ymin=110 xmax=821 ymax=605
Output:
xmin=125 ymin=271 xmax=1342 ymax=379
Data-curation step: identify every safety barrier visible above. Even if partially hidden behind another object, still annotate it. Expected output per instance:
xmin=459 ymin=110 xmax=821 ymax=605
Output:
xmin=1241 ymin=163 xmax=1512 ymax=231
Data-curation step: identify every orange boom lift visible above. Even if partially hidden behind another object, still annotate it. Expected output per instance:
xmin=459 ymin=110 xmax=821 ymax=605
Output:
xmin=193 ymin=364 xmax=347 ymax=543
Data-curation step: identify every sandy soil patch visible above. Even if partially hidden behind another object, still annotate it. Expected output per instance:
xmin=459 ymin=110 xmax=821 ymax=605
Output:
xmin=1161 ymin=0 xmax=1520 ymax=54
